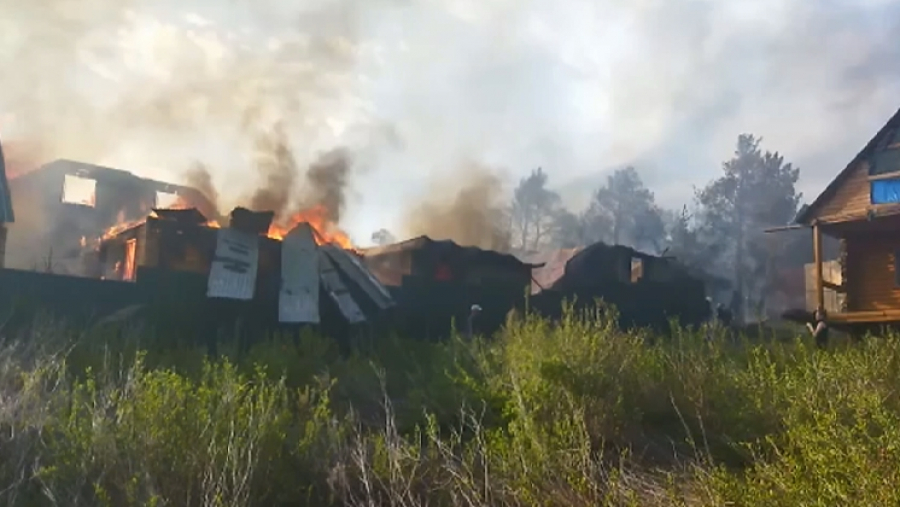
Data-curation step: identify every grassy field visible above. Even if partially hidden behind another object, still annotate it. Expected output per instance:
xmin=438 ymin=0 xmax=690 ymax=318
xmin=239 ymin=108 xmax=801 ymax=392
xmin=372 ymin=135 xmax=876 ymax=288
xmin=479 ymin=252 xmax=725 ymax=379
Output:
xmin=0 ymin=305 xmax=897 ymax=506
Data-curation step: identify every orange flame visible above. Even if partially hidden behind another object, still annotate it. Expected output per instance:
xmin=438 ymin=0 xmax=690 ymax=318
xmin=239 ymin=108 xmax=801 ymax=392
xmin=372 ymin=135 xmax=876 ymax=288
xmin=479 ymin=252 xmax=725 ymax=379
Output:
xmin=96 ymin=201 xmax=353 ymax=250
xmin=266 ymin=204 xmax=354 ymax=249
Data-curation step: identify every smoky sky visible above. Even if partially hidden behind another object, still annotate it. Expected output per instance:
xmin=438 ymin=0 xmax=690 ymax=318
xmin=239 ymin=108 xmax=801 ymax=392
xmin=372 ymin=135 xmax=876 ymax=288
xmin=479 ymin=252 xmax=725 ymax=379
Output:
xmin=1 ymin=0 xmax=899 ymax=244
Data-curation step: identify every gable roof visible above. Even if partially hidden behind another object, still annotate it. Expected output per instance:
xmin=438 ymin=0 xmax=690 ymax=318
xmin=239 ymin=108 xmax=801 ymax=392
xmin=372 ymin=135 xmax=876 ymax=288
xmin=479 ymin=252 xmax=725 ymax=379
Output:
xmin=796 ymin=107 xmax=900 ymax=224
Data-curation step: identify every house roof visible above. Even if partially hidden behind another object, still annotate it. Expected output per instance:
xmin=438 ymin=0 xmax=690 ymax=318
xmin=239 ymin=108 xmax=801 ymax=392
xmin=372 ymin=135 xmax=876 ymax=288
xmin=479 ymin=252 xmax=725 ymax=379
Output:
xmin=796 ymin=107 xmax=900 ymax=224
xmin=361 ymin=235 xmax=542 ymax=271
xmin=0 ymin=138 xmax=15 ymax=222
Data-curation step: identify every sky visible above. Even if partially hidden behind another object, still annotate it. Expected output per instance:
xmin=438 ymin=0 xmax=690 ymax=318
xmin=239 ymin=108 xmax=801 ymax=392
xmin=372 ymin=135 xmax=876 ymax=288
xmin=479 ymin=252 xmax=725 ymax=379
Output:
xmin=1 ymin=0 xmax=899 ymax=245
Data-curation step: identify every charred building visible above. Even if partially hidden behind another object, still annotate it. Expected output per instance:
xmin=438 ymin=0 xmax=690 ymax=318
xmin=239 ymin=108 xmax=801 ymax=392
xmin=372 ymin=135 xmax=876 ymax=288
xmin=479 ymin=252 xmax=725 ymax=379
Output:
xmin=91 ymin=207 xmax=395 ymax=342
xmin=6 ymin=159 xmax=217 ymax=274
xmin=361 ymin=236 xmax=540 ymax=339
xmin=524 ymin=242 xmax=712 ymax=331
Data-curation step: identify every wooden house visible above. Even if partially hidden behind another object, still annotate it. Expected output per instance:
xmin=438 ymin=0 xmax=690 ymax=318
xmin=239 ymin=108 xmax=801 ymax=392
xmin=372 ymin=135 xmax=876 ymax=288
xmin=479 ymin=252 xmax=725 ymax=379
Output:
xmin=792 ymin=107 xmax=900 ymax=326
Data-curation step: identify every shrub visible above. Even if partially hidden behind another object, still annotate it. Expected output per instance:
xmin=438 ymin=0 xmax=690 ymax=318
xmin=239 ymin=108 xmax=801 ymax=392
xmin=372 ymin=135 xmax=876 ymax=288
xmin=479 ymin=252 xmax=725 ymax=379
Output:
xmin=0 ymin=306 xmax=899 ymax=505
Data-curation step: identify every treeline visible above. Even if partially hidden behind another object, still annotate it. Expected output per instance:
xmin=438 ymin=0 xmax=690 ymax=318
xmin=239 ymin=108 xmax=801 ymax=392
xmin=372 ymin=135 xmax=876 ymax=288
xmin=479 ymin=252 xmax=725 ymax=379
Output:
xmin=376 ymin=134 xmax=814 ymax=320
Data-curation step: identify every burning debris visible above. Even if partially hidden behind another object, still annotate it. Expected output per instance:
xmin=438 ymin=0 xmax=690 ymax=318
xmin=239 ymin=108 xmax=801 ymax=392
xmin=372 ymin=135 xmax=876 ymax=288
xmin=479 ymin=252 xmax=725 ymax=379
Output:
xmin=94 ymin=203 xmax=391 ymax=326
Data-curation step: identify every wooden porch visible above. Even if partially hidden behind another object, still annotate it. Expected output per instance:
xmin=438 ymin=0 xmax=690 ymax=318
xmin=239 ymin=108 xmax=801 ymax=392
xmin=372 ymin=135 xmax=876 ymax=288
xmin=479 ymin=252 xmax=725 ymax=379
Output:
xmin=768 ymin=213 xmax=900 ymax=328
xmin=812 ymin=215 xmax=900 ymax=326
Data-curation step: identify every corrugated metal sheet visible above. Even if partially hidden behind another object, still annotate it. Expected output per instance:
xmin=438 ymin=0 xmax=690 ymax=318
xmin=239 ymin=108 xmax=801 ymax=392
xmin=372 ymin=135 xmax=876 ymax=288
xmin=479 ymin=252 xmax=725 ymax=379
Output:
xmin=279 ymin=223 xmax=320 ymax=323
xmin=207 ymin=227 xmax=259 ymax=300
xmin=0 ymin=138 xmax=15 ymax=222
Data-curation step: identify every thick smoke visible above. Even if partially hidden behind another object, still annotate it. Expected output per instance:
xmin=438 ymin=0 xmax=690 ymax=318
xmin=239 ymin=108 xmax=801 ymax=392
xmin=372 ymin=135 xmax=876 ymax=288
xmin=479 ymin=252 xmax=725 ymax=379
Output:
xmin=249 ymin=123 xmax=297 ymax=216
xmin=302 ymin=147 xmax=351 ymax=223
xmin=0 ymin=0 xmax=377 ymax=188
xmin=2 ymin=0 xmax=899 ymax=240
xmin=183 ymin=161 xmax=220 ymax=217
xmin=185 ymin=123 xmax=353 ymax=227
xmin=404 ymin=162 xmax=511 ymax=251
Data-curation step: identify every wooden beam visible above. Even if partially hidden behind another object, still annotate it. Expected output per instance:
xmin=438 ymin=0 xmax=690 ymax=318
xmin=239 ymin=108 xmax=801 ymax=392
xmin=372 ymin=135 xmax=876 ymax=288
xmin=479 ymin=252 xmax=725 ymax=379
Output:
xmin=763 ymin=224 xmax=807 ymax=233
xmin=813 ymin=223 xmax=824 ymax=311
xmin=829 ymin=309 xmax=900 ymax=324
xmin=868 ymin=170 xmax=900 ymax=181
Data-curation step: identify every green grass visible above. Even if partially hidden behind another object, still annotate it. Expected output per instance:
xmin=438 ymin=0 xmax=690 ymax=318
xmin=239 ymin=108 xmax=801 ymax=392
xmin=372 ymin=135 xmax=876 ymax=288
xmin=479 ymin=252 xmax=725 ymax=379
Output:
xmin=0 ymin=305 xmax=898 ymax=506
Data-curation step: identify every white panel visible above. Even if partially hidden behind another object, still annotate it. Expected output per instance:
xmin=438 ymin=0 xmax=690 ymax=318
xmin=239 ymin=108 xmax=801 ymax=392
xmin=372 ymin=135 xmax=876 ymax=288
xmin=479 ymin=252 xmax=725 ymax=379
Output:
xmin=279 ymin=223 xmax=320 ymax=323
xmin=207 ymin=227 xmax=259 ymax=300
xmin=319 ymin=249 xmax=366 ymax=323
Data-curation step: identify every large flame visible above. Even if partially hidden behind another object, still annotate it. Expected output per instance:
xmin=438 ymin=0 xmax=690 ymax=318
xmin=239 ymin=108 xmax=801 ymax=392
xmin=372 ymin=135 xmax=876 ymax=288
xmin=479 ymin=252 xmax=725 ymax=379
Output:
xmin=267 ymin=204 xmax=353 ymax=249
xmin=96 ymin=199 xmax=353 ymax=250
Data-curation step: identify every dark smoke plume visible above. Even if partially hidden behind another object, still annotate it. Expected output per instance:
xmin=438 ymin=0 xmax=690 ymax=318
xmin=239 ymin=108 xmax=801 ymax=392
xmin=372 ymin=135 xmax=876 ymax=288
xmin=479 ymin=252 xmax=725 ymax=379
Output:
xmin=183 ymin=161 xmax=219 ymax=210
xmin=405 ymin=162 xmax=511 ymax=251
xmin=182 ymin=160 xmax=221 ymax=221
xmin=249 ymin=123 xmax=297 ymax=216
xmin=300 ymin=147 xmax=352 ymax=223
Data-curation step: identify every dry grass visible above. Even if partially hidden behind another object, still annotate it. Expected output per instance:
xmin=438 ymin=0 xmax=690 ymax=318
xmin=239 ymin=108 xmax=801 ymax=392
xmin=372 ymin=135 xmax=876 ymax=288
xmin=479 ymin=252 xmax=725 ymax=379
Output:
xmin=0 ymin=306 xmax=897 ymax=506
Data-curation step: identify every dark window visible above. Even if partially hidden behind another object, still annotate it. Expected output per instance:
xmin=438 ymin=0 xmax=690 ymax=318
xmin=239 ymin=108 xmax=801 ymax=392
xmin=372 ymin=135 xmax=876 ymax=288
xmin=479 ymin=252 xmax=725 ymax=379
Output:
xmin=630 ymin=257 xmax=643 ymax=283
xmin=869 ymin=128 xmax=900 ymax=175
xmin=871 ymin=178 xmax=900 ymax=204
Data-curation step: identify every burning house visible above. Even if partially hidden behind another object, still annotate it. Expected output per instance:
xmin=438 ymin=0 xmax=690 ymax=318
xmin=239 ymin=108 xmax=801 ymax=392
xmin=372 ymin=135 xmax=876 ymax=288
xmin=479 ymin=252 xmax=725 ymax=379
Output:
xmin=522 ymin=242 xmax=711 ymax=331
xmin=93 ymin=206 xmax=395 ymax=336
xmin=5 ymin=159 xmax=218 ymax=274
xmin=0 ymin=151 xmax=393 ymax=342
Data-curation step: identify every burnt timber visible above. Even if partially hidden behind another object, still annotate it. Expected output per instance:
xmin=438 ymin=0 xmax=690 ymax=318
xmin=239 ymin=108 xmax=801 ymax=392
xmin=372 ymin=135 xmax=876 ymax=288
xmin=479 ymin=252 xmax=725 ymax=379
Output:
xmin=523 ymin=243 xmax=711 ymax=332
xmin=778 ymin=106 xmax=900 ymax=331
xmin=361 ymin=236 xmax=541 ymax=339
xmin=0 ymin=204 xmax=395 ymax=348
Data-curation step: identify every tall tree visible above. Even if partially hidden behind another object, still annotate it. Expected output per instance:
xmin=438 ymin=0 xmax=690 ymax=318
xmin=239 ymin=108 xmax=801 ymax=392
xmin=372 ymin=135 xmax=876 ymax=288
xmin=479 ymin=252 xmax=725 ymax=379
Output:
xmin=509 ymin=167 xmax=562 ymax=251
xmin=371 ymin=228 xmax=396 ymax=245
xmin=695 ymin=134 xmax=802 ymax=320
xmin=551 ymin=209 xmax=591 ymax=248
xmin=584 ymin=166 xmax=664 ymax=251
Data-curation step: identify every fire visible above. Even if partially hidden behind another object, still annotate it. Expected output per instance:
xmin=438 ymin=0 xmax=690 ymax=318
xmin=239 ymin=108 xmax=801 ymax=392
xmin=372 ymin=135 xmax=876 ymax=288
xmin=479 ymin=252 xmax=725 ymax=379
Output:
xmin=267 ymin=204 xmax=354 ymax=249
xmin=95 ymin=201 xmax=353 ymax=251
xmin=101 ymin=211 xmax=144 ymax=242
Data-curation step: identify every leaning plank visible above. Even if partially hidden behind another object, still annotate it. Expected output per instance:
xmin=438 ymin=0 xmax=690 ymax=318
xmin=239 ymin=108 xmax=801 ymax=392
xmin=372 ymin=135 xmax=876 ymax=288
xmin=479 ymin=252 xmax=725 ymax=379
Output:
xmin=207 ymin=227 xmax=259 ymax=300
xmin=318 ymin=249 xmax=366 ymax=323
xmin=279 ymin=223 xmax=320 ymax=323
xmin=322 ymin=245 xmax=395 ymax=310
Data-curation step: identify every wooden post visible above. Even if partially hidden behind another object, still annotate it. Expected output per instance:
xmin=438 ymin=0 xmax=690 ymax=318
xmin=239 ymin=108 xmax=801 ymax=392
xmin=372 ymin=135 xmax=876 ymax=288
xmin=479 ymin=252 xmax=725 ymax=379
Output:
xmin=813 ymin=223 xmax=824 ymax=311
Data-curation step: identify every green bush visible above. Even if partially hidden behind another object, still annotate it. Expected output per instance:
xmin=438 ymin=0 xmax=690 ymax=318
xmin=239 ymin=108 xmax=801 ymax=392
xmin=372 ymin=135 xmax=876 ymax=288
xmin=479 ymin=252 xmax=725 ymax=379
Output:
xmin=1 ymin=306 xmax=899 ymax=506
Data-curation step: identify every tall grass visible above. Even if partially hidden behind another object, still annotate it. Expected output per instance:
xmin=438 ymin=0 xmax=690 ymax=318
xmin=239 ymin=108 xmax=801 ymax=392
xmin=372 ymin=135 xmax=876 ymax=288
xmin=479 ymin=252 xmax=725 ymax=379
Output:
xmin=0 ymin=306 xmax=898 ymax=506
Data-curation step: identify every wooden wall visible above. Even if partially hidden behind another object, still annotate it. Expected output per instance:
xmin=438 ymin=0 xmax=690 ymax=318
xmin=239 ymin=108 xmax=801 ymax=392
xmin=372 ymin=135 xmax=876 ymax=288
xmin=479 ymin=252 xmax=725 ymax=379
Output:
xmin=846 ymin=236 xmax=900 ymax=311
